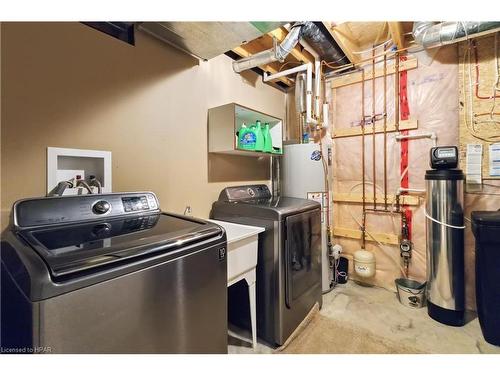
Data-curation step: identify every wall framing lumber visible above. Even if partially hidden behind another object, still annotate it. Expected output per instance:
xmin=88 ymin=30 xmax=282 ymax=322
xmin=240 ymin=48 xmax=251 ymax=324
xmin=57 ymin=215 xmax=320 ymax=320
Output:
xmin=388 ymin=22 xmax=405 ymax=50
xmin=333 ymin=227 xmax=399 ymax=245
xmin=333 ymin=193 xmax=420 ymax=206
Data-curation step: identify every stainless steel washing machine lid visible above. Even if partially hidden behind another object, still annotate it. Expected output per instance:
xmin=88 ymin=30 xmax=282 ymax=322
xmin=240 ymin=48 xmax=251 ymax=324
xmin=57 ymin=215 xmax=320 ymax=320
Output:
xmin=2 ymin=192 xmax=226 ymax=301
xmin=213 ymin=184 xmax=320 ymax=220
xmin=18 ymin=212 xmax=223 ymax=280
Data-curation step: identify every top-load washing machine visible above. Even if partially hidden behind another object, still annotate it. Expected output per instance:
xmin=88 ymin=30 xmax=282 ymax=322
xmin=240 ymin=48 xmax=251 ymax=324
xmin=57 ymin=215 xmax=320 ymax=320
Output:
xmin=211 ymin=184 xmax=322 ymax=347
xmin=1 ymin=192 xmax=228 ymax=353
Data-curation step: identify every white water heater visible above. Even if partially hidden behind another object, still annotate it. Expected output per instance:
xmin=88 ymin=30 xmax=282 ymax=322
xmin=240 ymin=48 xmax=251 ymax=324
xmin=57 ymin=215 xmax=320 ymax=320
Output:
xmin=282 ymin=143 xmax=332 ymax=292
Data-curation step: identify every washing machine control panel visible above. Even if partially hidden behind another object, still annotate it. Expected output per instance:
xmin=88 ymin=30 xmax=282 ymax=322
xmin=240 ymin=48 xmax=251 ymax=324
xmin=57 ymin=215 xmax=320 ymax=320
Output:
xmin=14 ymin=192 xmax=160 ymax=229
xmin=92 ymin=200 xmax=111 ymax=214
xmin=122 ymin=195 xmax=154 ymax=212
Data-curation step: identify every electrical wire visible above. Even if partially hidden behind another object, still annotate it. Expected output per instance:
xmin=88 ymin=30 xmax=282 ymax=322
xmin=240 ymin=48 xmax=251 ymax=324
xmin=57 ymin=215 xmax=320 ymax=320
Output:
xmin=462 ymin=37 xmax=500 ymax=142
xmin=472 ymin=37 xmax=500 ymax=100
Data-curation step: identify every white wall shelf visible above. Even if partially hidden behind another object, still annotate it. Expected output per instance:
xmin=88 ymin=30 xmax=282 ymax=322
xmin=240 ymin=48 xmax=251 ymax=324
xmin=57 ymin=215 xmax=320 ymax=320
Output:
xmin=208 ymin=103 xmax=283 ymax=157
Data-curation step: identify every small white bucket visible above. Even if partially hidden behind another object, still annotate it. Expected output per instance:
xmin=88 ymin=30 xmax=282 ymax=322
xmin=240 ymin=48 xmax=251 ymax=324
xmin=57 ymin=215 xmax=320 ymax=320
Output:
xmin=395 ymin=278 xmax=427 ymax=309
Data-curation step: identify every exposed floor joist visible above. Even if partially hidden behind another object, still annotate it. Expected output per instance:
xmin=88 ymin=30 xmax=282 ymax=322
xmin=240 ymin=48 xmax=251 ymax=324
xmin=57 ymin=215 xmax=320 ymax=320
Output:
xmin=322 ymin=21 xmax=360 ymax=64
xmin=388 ymin=22 xmax=405 ymax=50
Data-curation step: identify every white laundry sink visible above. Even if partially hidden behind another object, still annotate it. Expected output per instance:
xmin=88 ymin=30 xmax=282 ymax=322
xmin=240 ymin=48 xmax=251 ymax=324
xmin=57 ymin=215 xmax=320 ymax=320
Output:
xmin=209 ymin=219 xmax=264 ymax=349
xmin=209 ymin=220 xmax=264 ymax=283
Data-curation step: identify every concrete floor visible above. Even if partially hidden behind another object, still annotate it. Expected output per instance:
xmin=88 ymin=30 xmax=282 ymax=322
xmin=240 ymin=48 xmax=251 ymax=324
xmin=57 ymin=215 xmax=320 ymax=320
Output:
xmin=228 ymin=281 xmax=500 ymax=354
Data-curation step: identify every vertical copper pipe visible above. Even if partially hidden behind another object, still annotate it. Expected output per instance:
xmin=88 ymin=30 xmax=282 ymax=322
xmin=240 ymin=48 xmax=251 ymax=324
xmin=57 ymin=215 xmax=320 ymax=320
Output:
xmin=372 ymin=47 xmax=376 ymax=210
xmin=395 ymin=52 xmax=400 ymax=132
xmin=361 ymin=69 xmax=366 ymax=249
xmin=383 ymin=45 xmax=388 ymax=210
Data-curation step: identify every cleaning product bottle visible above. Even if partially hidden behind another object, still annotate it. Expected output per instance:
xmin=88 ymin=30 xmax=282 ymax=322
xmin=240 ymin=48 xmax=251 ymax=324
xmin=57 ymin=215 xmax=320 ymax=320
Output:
xmin=254 ymin=120 xmax=264 ymax=151
xmin=263 ymin=122 xmax=273 ymax=153
xmin=239 ymin=122 xmax=257 ymax=150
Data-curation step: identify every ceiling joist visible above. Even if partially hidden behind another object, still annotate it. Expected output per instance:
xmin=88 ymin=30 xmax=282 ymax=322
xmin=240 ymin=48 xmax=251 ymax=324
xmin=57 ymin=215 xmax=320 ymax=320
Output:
xmin=322 ymin=21 xmax=361 ymax=64
xmin=388 ymin=22 xmax=405 ymax=50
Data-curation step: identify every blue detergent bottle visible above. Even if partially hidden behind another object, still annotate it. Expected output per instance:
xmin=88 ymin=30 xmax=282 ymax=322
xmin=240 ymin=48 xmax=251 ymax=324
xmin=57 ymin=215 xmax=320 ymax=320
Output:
xmin=239 ymin=123 xmax=257 ymax=150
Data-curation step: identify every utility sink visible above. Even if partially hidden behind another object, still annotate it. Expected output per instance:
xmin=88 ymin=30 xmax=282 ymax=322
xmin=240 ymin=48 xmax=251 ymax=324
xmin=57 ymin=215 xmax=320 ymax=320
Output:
xmin=209 ymin=220 xmax=264 ymax=283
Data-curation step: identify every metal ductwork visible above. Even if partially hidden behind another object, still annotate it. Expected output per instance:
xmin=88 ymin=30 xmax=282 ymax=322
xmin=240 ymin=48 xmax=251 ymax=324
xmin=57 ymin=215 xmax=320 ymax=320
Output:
xmin=233 ymin=21 xmax=349 ymax=74
xmin=413 ymin=21 xmax=500 ymax=49
xmin=232 ymin=22 xmax=304 ymax=73
xmin=294 ymin=72 xmax=307 ymax=114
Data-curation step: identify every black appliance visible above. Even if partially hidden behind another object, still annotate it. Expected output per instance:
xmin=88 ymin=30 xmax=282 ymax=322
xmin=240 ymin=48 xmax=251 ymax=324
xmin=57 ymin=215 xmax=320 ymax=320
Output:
xmin=472 ymin=210 xmax=500 ymax=346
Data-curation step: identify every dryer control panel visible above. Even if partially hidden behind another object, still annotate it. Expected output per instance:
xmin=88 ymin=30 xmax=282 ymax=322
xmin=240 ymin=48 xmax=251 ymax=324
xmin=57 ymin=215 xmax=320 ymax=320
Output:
xmin=13 ymin=192 xmax=160 ymax=229
xmin=218 ymin=184 xmax=272 ymax=201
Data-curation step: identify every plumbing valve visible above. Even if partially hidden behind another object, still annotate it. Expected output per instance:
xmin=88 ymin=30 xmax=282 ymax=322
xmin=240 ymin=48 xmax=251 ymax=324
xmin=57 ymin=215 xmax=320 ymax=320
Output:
xmin=400 ymin=239 xmax=413 ymax=260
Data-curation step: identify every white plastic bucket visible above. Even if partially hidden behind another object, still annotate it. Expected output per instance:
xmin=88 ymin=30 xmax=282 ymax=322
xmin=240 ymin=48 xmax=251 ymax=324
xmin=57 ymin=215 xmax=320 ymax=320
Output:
xmin=395 ymin=278 xmax=427 ymax=309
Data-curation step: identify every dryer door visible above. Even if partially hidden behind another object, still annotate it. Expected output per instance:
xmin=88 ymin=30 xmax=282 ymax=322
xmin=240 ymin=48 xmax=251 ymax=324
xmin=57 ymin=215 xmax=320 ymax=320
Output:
xmin=284 ymin=208 xmax=322 ymax=308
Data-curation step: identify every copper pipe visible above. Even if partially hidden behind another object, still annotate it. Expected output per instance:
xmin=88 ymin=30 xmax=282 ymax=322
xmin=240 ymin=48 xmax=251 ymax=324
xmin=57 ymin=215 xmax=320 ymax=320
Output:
xmin=365 ymin=208 xmax=399 ymax=214
xmin=395 ymin=52 xmax=400 ymax=132
xmin=383 ymin=44 xmax=388 ymax=210
xmin=475 ymin=112 xmax=500 ymax=117
xmin=322 ymin=45 xmax=414 ymax=72
xmin=372 ymin=48 xmax=376 ymax=210
xmin=361 ymin=69 xmax=366 ymax=249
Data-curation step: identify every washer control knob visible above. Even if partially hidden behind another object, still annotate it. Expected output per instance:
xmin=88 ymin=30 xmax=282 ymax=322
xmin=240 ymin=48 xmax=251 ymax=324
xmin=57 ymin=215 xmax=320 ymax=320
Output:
xmin=93 ymin=200 xmax=111 ymax=214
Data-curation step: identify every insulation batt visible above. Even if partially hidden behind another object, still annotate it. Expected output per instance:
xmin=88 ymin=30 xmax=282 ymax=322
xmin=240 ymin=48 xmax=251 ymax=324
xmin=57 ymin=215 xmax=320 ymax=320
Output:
xmin=326 ymin=45 xmax=498 ymax=310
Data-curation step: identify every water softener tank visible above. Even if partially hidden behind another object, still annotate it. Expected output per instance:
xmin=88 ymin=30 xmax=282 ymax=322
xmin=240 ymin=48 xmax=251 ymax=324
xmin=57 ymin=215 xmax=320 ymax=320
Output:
xmin=425 ymin=148 xmax=465 ymax=326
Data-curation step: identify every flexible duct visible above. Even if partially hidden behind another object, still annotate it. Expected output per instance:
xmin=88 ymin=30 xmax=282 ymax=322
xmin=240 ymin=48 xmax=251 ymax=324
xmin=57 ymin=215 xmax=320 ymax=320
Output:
xmin=232 ymin=22 xmax=304 ymax=73
xmin=413 ymin=21 xmax=500 ymax=49
xmin=301 ymin=22 xmax=350 ymax=67
xmin=233 ymin=21 xmax=349 ymax=73
xmin=276 ymin=23 xmax=304 ymax=61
